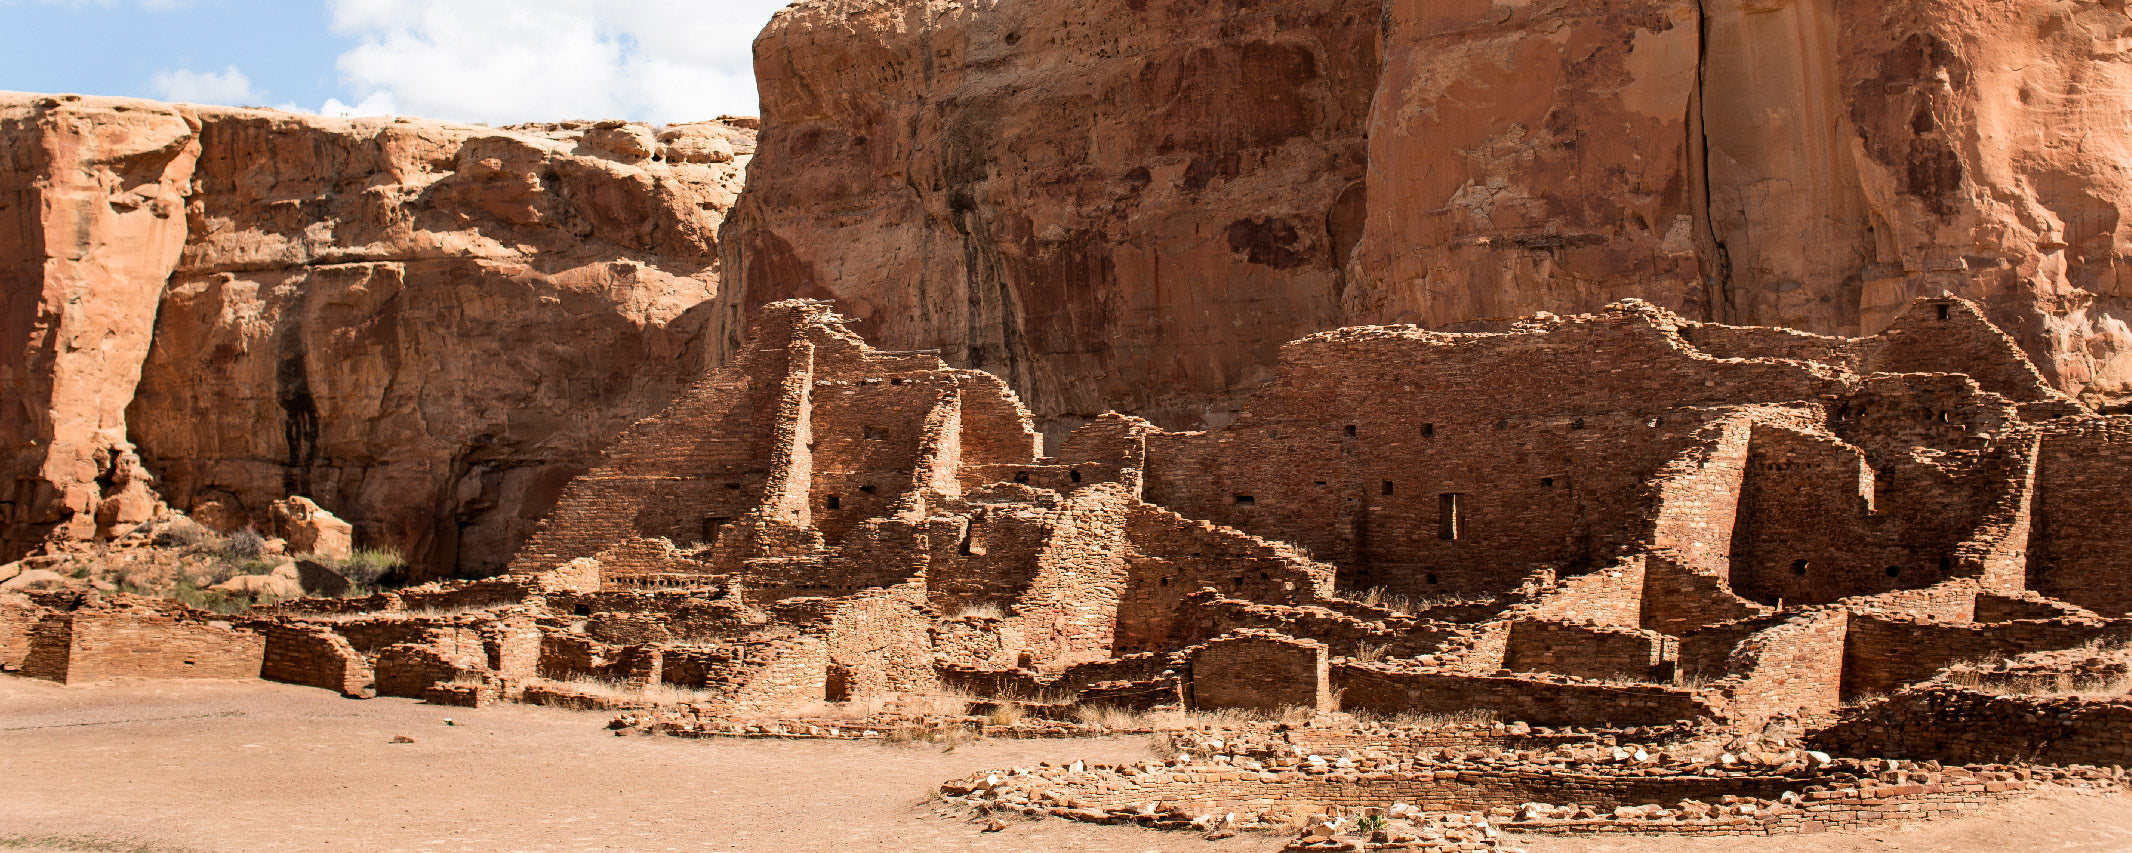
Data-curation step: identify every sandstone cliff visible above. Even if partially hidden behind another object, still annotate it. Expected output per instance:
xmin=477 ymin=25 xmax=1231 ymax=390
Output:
xmin=725 ymin=0 xmax=2132 ymax=436
xmin=1 ymin=92 xmax=753 ymax=576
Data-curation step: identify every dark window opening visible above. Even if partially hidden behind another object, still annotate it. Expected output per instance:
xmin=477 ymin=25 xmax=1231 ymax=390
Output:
xmin=1234 ymin=494 xmax=1256 ymax=506
xmin=1069 ymin=469 xmax=1082 ymax=483
xmin=864 ymin=426 xmax=889 ymax=440
xmin=1159 ymin=577 xmax=1171 ymax=587
xmin=1437 ymin=493 xmax=1461 ymax=540
xmin=825 ymin=495 xmax=841 ymax=510
xmin=1495 ymin=419 xmax=1509 ymax=430
xmin=573 ymin=604 xmax=591 ymax=616
xmin=890 ymin=377 xmax=906 ymax=385
xmin=724 ymin=482 xmax=742 ymax=490
xmin=1013 ymin=471 xmax=1030 ymax=484
xmin=859 ymin=485 xmax=877 ymax=494
xmin=1791 ymin=559 xmax=1810 ymax=576
xmin=1344 ymin=424 xmax=1358 ymax=438
xmin=1313 ymin=480 xmax=1327 ymax=487
xmin=1425 ymin=573 xmax=1439 ymax=585
xmin=1541 ymin=477 xmax=1554 ymax=488
xmin=702 ymin=516 xmax=732 ymax=544
xmin=1939 ymin=556 xmax=1953 ymax=572
xmin=1382 ymin=480 xmax=1395 ymax=496
xmin=1937 ymin=303 xmax=1950 ymax=320
xmin=1421 ymin=423 xmax=1435 ymax=437
xmin=1570 ymin=417 xmax=1584 ymax=430
xmin=1648 ymin=417 xmax=1664 ymax=428
xmin=1886 ymin=565 xmax=1903 ymax=578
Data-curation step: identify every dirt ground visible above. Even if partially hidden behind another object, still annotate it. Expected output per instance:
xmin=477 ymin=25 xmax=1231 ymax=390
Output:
xmin=2 ymin=679 xmax=2128 ymax=853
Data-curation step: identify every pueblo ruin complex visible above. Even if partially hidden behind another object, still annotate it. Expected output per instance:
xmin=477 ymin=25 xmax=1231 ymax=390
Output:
xmin=7 ymin=294 xmax=2132 ymax=848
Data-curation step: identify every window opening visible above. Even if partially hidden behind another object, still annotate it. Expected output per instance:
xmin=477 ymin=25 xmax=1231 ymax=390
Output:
xmin=1936 ymin=303 xmax=1950 ymax=320
xmin=1421 ymin=423 xmax=1436 ymax=437
xmin=1791 ymin=559 xmax=1810 ymax=576
xmin=1069 ymin=469 xmax=1082 ymax=483
xmin=702 ymin=516 xmax=732 ymax=544
xmin=864 ymin=426 xmax=889 ymax=440
xmin=1885 ymin=565 xmax=1903 ymax=578
xmin=1344 ymin=424 xmax=1358 ymax=438
xmin=825 ymin=495 xmax=841 ymax=510
xmin=1233 ymin=494 xmax=1256 ymax=506
xmin=1382 ymin=480 xmax=1395 ymax=496
xmin=1437 ymin=493 xmax=1461 ymax=540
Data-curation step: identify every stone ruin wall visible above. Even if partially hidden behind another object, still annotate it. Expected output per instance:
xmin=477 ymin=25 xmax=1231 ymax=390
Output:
xmin=13 ymin=293 xmax=2132 ymax=817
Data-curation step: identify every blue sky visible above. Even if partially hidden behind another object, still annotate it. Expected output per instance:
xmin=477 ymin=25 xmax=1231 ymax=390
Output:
xmin=0 ymin=0 xmax=792 ymax=122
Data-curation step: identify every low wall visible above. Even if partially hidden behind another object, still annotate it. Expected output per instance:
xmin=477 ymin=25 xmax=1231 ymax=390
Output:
xmin=30 ymin=611 xmax=264 ymax=683
xmin=1503 ymin=619 xmax=1670 ymax=682
xmin=258 ymin=622 xmax=372 ymax=697
xmin=1333 ymin=663 xmax=1720 ymax=727
xmin=1813 ymin=687 xmax=2132 ymax=766
xmin=1841 ymin=615 xmax=2132 ymax=699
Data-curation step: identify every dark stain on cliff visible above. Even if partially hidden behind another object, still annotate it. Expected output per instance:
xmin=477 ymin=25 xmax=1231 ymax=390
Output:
xmin=1226 ymin=217 xmax=1309 ymax=270
xmin=276 ymin=339 xmax=319 ymax=497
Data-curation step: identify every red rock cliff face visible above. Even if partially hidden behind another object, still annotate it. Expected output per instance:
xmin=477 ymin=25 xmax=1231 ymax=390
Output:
xmin=1 ymin=93 xmax=753 ymax=577
xmin=726 ymin=0 xmax=2132 ymax=434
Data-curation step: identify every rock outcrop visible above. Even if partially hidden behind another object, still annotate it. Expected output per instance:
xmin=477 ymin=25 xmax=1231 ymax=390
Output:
xmin=726 ymin=0 xmax=2132 ymax=438
xmin=1 ymin=92 xmax=754 ymax=577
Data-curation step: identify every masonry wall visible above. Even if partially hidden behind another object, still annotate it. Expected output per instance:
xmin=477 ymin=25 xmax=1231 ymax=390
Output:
xmin=1503 ymin=619 xmax=1670 ymax=682
xmin=1141 ymin=305 xmax=1841 ymax=601
xmin=997 ymin=485 xmax=1132 ymax=668
xmin=58 ymin=611 xmax=264 ymax=682
xmin=1332 ymin=663 xmax=1719 ymax=727
xmin=1812 ymin=687 xmax=2132 ymax=766
xmin=258 ymin=622 xmax=370 ymax=696
xmin=1840 ymin=614 xmax=2132 ymax=700
xmin=1112 ymin=504 xmax=1332 ymax=654
xmin=2030 ymin=419 xmax=2132 ymax=615
xmin=1728 ymin=408 xmax=2009 ymax=606
xmin=1174 ymin=594 xmax=1456 ymax=659
xmin=1646 ymin=414 xmax=1754 ymax=579
xmin=1857 ymin=298 xmax=2059 ymax=405
xmin=1189 ymin=632 xmax=1329 ymax=711
xmin=1712 ymin=609 xmax=1849 ymax=724
xmin=0 ymin=596 xmax=43 ymax=670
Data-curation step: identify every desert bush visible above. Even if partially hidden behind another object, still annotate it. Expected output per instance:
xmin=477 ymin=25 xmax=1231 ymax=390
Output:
xmin=171 ymin=582 xmax=256 ymax=616
xmin=331 ymin=547 xmax=408 ymax=586
xmin=983 ymin=703 xmax=1025 ymax=727
xmin=222 ymin=529 xmax=268 ymax=560
xmin=152 ymin=518 xmax=217 ymax=549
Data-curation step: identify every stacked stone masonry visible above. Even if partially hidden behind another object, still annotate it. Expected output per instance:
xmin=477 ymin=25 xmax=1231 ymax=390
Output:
xmin=9 ymin=294 xmax=2132 ymax=843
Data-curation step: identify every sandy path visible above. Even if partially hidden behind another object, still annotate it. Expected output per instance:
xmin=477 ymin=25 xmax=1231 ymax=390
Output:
xmin=1 ymin=678 xmax=2127 ymax=853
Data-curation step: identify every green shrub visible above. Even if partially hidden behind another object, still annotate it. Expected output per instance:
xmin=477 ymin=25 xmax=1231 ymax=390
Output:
xmin=331 ymin=547 xmax=407 ymax=586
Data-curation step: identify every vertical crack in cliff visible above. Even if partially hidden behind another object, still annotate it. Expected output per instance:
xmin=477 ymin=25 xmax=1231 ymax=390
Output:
xmin=1689 ymin=0 xmax=1734 ymax=324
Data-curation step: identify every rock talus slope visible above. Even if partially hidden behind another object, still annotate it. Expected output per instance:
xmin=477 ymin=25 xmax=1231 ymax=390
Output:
xmin=727 ymin=0 xmax=2132 ymax=435
xmin=0 ymin=92 xmax=754 ymax=576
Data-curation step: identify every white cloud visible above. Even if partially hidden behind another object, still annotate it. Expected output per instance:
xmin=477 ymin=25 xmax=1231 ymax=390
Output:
xmin=147 ymin=64 xmax=261 ymax=106
xmin=316 ymin=92 xmax=397 ymax=117
xmin=324 ymin=0 xmax=791 ymax=125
